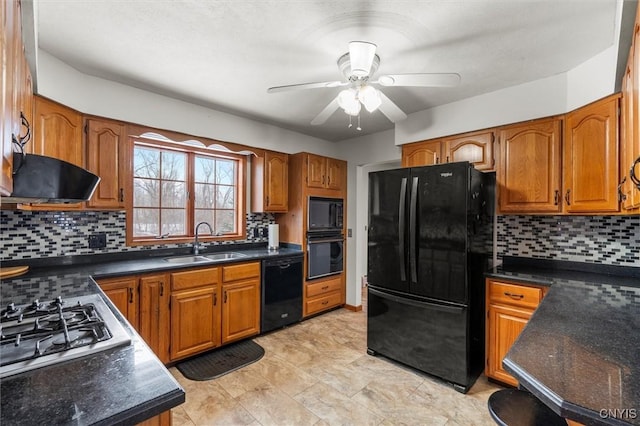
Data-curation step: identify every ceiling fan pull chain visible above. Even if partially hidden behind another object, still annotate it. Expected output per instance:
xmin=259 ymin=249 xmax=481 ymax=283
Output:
xmin=357 ymin=114 xmax=362 ymax=131
xmin=348 ymin=115 xmax=353 ymax=128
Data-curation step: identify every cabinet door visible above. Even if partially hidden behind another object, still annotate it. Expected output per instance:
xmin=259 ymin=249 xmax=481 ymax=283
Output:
xmin=170 ymin=286 xmax=220 ymax=360
xmin=402 ymin=140 xmax=441 ymax=168
xmin=0 ymin=0 xmax=16 ymax=196
xmin=140 ymin=274 xmax=170 ymax=363
xmin=621 ymin=62 xmax=635 ymax=210
xmin=326 ymin=157 xmax=344 ymax=190
xmin=497 ymin=118 xmax=562 ymax=213
xmin=221 ymin=279 xmax=260 ymax=344
xmin=564 ymin=95 xmax=619 ymax=213
xmin=264 ymin=151 xmax=288 ymax=211
xmin=486 ymin=304 xmax=532 ymax=387
xmin=307 ymin=153 xmax=326 ymax=188
xmin=443 ymin=130 xmax=495 ymax=171
xmin=98 ymin=276 xmax=139 ymax=329
xmin=86 ymin=119 xmax=126 ymax=209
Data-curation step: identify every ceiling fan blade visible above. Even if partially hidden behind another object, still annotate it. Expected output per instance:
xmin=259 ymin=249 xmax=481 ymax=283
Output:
xmin=349 ymin=41 xmax=377 ymax=77
xmin=311 ymin=96 xmax=340 ymax=125
xmin=377 ymin=91 xmax=407 ymax=123
xmin=375 ymin=73 xmax=461 ymax=87
xmin=267 ymin=81 xmax=347 ymax=93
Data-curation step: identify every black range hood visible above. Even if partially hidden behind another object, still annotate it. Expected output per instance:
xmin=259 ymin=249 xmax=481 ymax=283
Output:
xmin=1 ymin=153 xmax=100 ymax=204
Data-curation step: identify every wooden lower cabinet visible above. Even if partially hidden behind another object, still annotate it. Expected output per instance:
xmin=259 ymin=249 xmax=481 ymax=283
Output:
xmin=485 ymin=278 xmax=545 ymax=387
xmin=304 ymin=274 xmax=344 ymax=317
xmin=139 ymin=274 xmax=170 ymax=364
xmin=137 ymin=410 xmax=172 ymax=426
xmin=98 ymin=276 xmax=139 ymax=329
xmin=221 ymin=262 xmax=261 ymax=344
xmin=170 ymin=267 xmax=220 ymax=361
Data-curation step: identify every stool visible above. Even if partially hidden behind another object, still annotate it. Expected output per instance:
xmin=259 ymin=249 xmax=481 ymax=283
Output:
xmin=487 ymin=389 xmax=568 ymax=426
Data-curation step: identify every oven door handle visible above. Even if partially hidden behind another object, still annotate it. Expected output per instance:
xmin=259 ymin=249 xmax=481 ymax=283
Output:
xmin=307 ymin=236 xmax=344 ymax=244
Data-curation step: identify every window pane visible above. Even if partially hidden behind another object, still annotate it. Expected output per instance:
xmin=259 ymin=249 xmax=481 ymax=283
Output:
xmin=133 ymin=208 xmax=159 ymax=237
xmin=194 ymin=210 xmax=215 ymax=231
xmin=161 ymin=151 xmax=186 ymax=181
xmin=134 ymin=178 xmax=159 ymax=207
xmin=195 ymin=156 xmax=216 ymax=184
xmin=161 ymin=209 xmax=186 ymax=236
xmin=216 ymin=159 xmax=235 ymax=185
xmin=215 ymin=210 xmax=235 ymax=234
xmin=162 ymin=182 xmax=186 ymax=208
xmin=216 ymin=185 xmax=235 ymax=209
xmin=194 ymin=183 xmax=215 ymax=208
xmin=134 ymin=147 xmax=160 ymax=178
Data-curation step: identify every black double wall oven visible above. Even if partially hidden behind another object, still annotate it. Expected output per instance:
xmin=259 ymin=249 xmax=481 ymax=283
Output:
xmin=307 ymin=197 xmax=344 ymax=280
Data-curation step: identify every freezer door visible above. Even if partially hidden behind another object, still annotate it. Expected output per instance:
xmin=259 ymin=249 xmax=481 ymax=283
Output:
xmin=368 ymin=168 xmax=410 ymax=293
xmin=410 ymin=163 xmax=469 ymax=303
xmin=367 ymin=287 xmax=473 ymax=390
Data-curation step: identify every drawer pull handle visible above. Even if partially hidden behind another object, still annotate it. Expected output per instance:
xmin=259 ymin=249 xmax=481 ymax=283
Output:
xmin=504 ymin=292 xmax=524 ymax=300
xmin=214 ymin=293 xmax=217 ymax=306
xmin=321 ymin=286 xmax=329 ymax=290
xmin=128 ymin=288 xmax=134 ymax=303
xmin=321 ymin=301 xmax=329 ymax=305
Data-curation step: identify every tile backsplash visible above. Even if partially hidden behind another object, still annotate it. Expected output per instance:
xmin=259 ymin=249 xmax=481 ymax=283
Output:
xmin=0 ymin=210 xmax=274 ymax=261
xmin=497 ymin=215 xmax=639 ymax=266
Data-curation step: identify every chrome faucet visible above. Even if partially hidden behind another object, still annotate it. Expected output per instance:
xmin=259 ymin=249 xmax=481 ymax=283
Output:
xmin=193 ymin=221 xmax=214 ymax=255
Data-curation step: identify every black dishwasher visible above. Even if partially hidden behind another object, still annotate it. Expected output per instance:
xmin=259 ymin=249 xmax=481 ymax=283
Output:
xmin=261 ymin=254 xmax=303 ymax=333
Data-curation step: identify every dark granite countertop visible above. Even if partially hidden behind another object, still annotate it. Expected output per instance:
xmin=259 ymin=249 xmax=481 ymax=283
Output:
xmin=0 ymin=243 xmax=303 ymax=425
xmin=489 ymin=257 xmax=640 ymax=426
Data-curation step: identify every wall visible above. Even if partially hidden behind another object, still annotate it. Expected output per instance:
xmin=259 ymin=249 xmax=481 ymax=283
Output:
xmin=36 ymin=51 xmax=340 ymax=158
xmin=0 ymin=210 xmax=274 ymax=261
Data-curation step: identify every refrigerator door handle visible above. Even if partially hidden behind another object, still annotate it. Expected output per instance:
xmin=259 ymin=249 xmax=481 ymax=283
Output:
xmin=369 ymin=287 xmax=465 ymax=314
xmin=409 ymin=176 xmax=419 ymax=284
xmin=398 ymin=177 xmax=408 ymax=281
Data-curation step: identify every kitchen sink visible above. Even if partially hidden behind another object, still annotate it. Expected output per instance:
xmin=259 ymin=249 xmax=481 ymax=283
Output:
xmin=163 ymin=255 xmax=210 ymax=264
xmin=203 ymin=252 xmax=247 ymax=261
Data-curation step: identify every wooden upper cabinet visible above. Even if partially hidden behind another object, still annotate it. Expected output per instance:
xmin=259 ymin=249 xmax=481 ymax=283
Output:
xmin=442 ymin=130 xmax=495 ymax=171
xmin=33 ymin=96 xmax=83 ymax=166
xmin=497 ymin=118 xmax=562 ymax=214
xmin=306 ymin=153 xmax=346 ymax=192
xmin=402 ymin=140 xmax=441 ymax=167
xmin=251 ymin=150 xmax=288 ymax=212
xmin=307 ymin=153 xmax=326 ymax=188
xmin=85 ymin=118 xmax=126 ymax=209
xmin=402 ymin=130 xmax=495 ymax=171
xmin=1 ymin=0 xmax=16 ymax=196
xmin=620 ymin=15 xmax=640 ymax=211
xmin=564 ymin=95 xmax=620 ymax=213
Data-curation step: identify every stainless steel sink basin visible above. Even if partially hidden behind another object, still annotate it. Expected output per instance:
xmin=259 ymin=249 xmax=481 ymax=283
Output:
xmin=163 ymin=255 xmax=210 ymax=264
xmin=203 ymin=252 xmax=247 ymax=261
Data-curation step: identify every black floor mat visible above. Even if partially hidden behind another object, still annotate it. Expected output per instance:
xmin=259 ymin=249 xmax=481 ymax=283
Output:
xmin=176 ymin=340 xmax=265 ymax=381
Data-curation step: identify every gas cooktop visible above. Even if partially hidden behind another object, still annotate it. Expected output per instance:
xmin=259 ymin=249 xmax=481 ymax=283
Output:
xmin=0 ymin=294 xmax=131 ymax=378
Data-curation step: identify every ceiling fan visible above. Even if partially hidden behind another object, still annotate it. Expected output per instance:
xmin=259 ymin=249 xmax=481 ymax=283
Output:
xmin=267 ymin=41 xmax=461 ymax=128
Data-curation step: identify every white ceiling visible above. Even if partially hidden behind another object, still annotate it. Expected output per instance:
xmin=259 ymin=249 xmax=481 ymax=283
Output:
xmin=36 ymin=0 xmax=620 ymax=142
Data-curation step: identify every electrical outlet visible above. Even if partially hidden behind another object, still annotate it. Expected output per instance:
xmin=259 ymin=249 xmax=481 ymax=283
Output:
xmin=259 ymin=227 xmax=267 ymax=238
xmin=253 ymin=227 xmax=260 ymax=238
xmin=88 ymin=233 xmax=107 ymax=249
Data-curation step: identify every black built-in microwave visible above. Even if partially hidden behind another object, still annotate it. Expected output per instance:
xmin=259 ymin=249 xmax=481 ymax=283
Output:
xmin=308 ymin=196 xmax=344 ymax=232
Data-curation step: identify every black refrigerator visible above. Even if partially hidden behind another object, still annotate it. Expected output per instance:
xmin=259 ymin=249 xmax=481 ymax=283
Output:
xmin=367 ymin=161 xmax=494 ymax=393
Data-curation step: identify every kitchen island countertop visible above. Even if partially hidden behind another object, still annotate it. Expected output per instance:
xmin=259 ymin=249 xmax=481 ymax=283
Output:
xmin=487 ymin=257 xmax=640 ymax=426
xmin=0 ymin=244 xmax=302 ymax=425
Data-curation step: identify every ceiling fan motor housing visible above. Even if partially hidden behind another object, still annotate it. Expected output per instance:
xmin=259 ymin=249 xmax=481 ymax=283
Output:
xmin=338 ymin=52 xmax=380 ymax=80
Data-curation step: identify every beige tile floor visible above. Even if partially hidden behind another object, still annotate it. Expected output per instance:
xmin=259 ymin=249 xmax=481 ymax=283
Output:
xmin=169 ymin=298 xmax=503 ymax=426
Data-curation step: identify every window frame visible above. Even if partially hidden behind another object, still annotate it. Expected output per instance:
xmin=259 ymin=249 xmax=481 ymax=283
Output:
xmin=125 ymin=137 xmax=246 ymax=246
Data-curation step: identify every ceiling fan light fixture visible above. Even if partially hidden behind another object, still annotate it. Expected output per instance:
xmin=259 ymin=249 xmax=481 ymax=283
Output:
xmin=349 ymin=41 xmax=377 ymax=77
xmin=337 ymin=88 xmax=359 ymax=113
xmin=358 ymin=85 xmax=382 ymax=112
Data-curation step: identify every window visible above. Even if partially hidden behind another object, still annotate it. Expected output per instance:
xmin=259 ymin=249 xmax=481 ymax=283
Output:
xmin=128 ymin=138 xmax=245 ymax=245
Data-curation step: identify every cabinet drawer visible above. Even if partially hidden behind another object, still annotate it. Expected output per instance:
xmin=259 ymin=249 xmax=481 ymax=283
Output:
xmin=305 ymin=292 xmax=342 ymax=316
xmin=306 ymin=276 xmax=342 ymax=298
xmin=171 ymin=268 xmax=219 ymax=291
xmin=222 ymin=262 xmax=260 ymax=282
xmin=488 ymin=280 xmax=543 ymax=309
